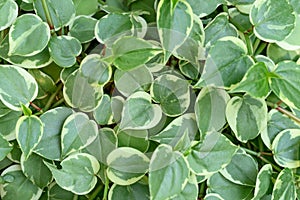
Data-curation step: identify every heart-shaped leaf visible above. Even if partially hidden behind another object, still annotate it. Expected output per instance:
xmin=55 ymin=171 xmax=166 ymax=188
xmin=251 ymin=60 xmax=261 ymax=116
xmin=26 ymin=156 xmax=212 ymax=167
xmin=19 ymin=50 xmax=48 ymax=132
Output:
xmin=0 ymin=0 xmax=18 ymax=31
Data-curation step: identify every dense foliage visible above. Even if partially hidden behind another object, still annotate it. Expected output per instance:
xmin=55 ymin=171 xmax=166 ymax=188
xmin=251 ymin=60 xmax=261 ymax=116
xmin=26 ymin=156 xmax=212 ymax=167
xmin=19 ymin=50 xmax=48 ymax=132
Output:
xmin=0 ymin=0 xmax=300 ymax=199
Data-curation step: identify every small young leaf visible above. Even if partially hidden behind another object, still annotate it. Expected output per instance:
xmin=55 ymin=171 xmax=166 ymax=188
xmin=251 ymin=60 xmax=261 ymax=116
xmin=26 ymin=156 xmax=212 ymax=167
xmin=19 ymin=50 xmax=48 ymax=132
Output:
xmin=0 ymin=134 xmax=12 ymax=161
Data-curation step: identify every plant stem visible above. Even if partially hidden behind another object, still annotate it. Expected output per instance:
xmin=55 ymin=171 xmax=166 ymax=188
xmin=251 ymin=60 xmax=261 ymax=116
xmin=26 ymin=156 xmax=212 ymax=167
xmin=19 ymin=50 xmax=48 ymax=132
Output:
xmin=252 ymin=37 xmax=261 ymax=53
xmin=43 ymin=83 xmax=63 ymax=112
xmin=244 ymin=33 xmax=253 ymax=55
xmin=102 ymin=173 xmax=110 ymax=200
xmin=266 ymin=101 xmax=300 ymax=124
xmin=254 ymin=42 xmax=267 ymax=56
xmin=51 ymin=97 xmax=65 ymax=108
xmin=41 ymin=0 xmax=54 ymax=29
xmin=199 ymin=182 xmax=206 ymax=199
xmin=89 ymin=184 xmax=103 ymax=200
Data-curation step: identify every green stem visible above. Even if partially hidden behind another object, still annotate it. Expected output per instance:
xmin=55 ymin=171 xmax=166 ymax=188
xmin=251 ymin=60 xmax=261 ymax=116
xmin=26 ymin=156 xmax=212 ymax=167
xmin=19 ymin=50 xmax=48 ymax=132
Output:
xmin=254 ymin=42 xmax=267 ymax=56
xmin=51 ymin=97 xmax=65 ymax=108
xmin=259 ymin=156 xmax=282 ymax=172
xmin=266 ymin=101 xmax=300 ymax=124
xmin=41 ymin=0 xmax=54 ymax=29
xmin=199 ymin=182 xmax=206 ymax=198
xmin=43 ymin=83 xmax=63 ymax=112
xmin=222 ymin=5 xmax=228 ymax=13
xmin=241 ymin=147 xmax=259 ymax=156
xmin=244 ymin=34 xmax=253 ymax=55
xmin=89 ymin=184 xmax=103 ymax=200
xmin=102 ymin=173 xmax=110 ymax=200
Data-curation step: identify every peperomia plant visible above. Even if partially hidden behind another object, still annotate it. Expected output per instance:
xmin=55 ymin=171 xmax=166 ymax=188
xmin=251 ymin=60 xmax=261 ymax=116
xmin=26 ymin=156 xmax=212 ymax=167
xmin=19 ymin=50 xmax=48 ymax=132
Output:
xmin=0 ymin=0 xmax=299 ymax=199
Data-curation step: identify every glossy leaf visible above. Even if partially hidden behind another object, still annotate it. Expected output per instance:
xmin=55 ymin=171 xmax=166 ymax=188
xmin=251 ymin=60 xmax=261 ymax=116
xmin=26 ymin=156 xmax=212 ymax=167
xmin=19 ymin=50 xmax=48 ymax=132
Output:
xmin=149 ymin=144 xmax=189 ymax=200
xmin=157 ymin=0 xmax=193 ymax=60
xmin=80 ymin=54 xmax=112 ymax=85
xmin=69 ymin=15 xmax=97 ymax=43
xmin=117 ymin=129 xmax=149 ymax=152
xmin=272 ymin=129 xmax=300 ymax=168
xmin=0 ymin=0 xmax=18 ymax=31
xmin=112 ymin=36 xmax=162 ymax=71
xmin=269 ymin=61 xmax=300 ymax=110
xmin=108 ymin=182 xmax=149 ymax=200
xmin=186 ymin=0 xmax=225 ymax=17
xmin=16 ymin=115 xmax=43 ymax=159
xmin=8 ymin=14 xmax=50 ymax=56
xmin=20 ymin=153 xmax=52 ymax=188
xmin=34 ymin=107 xmax=73 ymax=160
xmin=61 ymin=112 xmax=98 ymax=158
xmin=120 ymin=91 xmax=162 ymax=130
xmin=48 ymin=35 xmax=82 ymax=68
xmin=187 ymin=131 xmax=238 ymax=175
xmin=107 ymin=147 xmax=149 ymax=185
xmin=73 ymin=0 xmax=98 ymax=16
xmin=0 ymin=65 xmax=38 ymax=111
xmin=93 ymin=95 xmax=114 ymax=125
xmin=151 ymin=74 xmax=190 ymax=117
xmin=0 ymin=165 xmax=42 ymax=199
xmin=272 ymin=168 xmax=296 ymax=200
xmin=252 ymin=164 xmax=273 ymax=200
xmin=34 ymin=0 xmax=75 ymax=31
xmin=195 ymin=86 xmax=230 ymax=136
xmin=45 ymin=153 xmax=100 ymax=195
xmin=194 ymin=36 xmax=254 ymax=88
xmin=230 ymin=62 xmax=270 ymax=98
xmin=226 ymin=95 xmax=268 ymax=142
xmin=63 ymin=69 xmax=103 ymax=112
xmin=250 ymin=0 xmax=295 ymax=42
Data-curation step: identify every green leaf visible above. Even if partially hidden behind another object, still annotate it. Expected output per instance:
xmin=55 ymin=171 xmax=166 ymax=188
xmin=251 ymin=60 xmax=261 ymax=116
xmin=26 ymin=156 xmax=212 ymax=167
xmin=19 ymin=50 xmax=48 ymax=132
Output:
xmin=73 ymin=0 xmax=98 ymax=16
xmin=85 ymin=128 xmax=117 ymax=165
xmin=150 ymin=74 xmax=190 ymax=117
xmin=63 ymin=69 xmax=103 ymax=112
xmin=107 ymin=147 xmax=149 ymax=185
xmin=149 ymin=144 xmax=189 ymax=200
xmin=250 ymin=0 xmax=296 ymax=42
xmin=0 ymin=65 xmax=38 ymax=111
xmin=120 ymin=91 xmax=162 ymax=130
xmin=179 ymin=61 xmax=201 ymax=80
xmin=108 ymin=182 xmax=150 ymax=200
xmin=28 ymin=69 xmax=57 ymax=99
xmin=0 ymin=110 xmax=21 ymax=140
xmin=261 ymin=109 xmax=300 ymax=149
xmin=267 ymin=43 xmax=299 ymax=64
xmin=186 ymin=131 xmax=238 ymax=175
xmin=16 ymin=115 xmax=43 ymax=159
xmin=194 ymin=36 xmax=254 ymax=88
xmin=0 ymin=0 xmax=18 ymax=31
xmin=0 ymin=134 xmax=12 ymax=161
xmin=33 ymin=0 xmax=75 ymax=31
xmin=157 ymin=0 xmax=193 ymax=60
xmin=272 ymin=168 xmax=296 ymax=200
xmin=204 ymin=13 xmax=238 ymax=47
xmin=34 ymin=107 xmax=73 ymax=160
xmin=269 ymin=61 xmax=300 ymax=110
xmin=48 ymin=35 xmax=82 ymax=68
xmin=228 ymin=8 xmax=252 ymax=32
xmin=114 ymin=65 xmax=153 ymax=97
xmin=69 ymin=15 xmax=97 ymax=43
xmin=226 ymin=95 xmax=268 ymax=142
xmin=47 ymin=183 xmax=78 ymax=200
xmin=112 ymin=36 xmax=162 ymax=71
xmin=117 ymin=129 xmax=149 ymax=152
xmin=20 ymin=153 xmax=52 ymax=188
xmin=171 ymin=174 xmax=199 ymax=200
xmin=220 ymin=152 xmax=258 ymax=186
xmin=277 ymin=14 xmax=300 ymax=50
xmin=0 ymin=165 xmax=42 ymax=199
xmin=252 ymin=164 xmax=273 ymax=200
xmin=0 ymin=101 xmax=11 ymax=118
xmin=186 ymin=0 xmax=225 ymax=17
xmin=0 ymin=35 xmax=52 ymax=69
xmin=95 ymin=13 xmax=134 ymax=44
xmin=44 ymin=153 xmax=100 ymax=195
xmin=93 ymin=95 xmax=114 ymax=125
xmin=8 ymin=14 xmax=50 ymax=56
xmin=272 ymin=129 xmax=300 ymax=168
xmin=230 ymin=62 xmax=270 ymax=98
xmin=204 ymin=193 xmax=224 ymax=200
xmin=80 ymin=54 xmax=112 ymax=85
xmin=195 ymin=86 xmax=230 ymax=136
xmin=150 ymin=113 xmax=198 ymax=148
xmin=207 ymin=172 xmax=254 ymax=200
xmin=61 ymin=112 xmax=98 ymax=158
